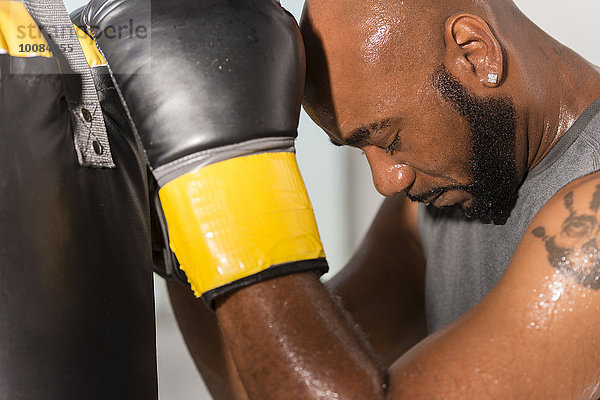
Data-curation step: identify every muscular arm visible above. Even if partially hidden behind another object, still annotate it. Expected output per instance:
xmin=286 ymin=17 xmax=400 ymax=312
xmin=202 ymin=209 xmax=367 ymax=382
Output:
xmin=327 ymin=194 xmax=427 ymax=366
xmin=167 ymin=194 xmax=426 ymax=397
xmin=167 ymin=281 xmax=249 ymax=400
xmin=215 ymin=173 xmax=600 ymax=399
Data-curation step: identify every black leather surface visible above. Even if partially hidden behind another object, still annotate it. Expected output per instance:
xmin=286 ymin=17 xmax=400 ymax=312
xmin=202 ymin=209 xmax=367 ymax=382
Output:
xmin=0 ymin=56 xmax=158 ymax=399
xmin=83 ymin=0 xmax=306 ymax=168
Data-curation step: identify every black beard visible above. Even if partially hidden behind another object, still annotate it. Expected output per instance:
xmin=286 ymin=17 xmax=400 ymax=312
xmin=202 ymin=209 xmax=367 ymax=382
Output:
xmin=430 ymin=66 xmax=519 ymax=225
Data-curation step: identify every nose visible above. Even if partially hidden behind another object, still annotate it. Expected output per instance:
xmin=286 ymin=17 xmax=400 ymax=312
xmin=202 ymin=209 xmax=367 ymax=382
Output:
xmin=364 ymin=147 xmax=416 ymax=197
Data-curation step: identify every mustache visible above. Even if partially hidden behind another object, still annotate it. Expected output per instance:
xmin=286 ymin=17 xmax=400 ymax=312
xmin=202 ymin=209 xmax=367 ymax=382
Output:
xmin=406 ymin=184 xmax=475 ymax=203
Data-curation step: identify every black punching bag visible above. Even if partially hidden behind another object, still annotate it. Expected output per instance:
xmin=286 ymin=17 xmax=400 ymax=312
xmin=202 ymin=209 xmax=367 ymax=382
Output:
xmin=0 ymin=2 xmax=157 ymax=398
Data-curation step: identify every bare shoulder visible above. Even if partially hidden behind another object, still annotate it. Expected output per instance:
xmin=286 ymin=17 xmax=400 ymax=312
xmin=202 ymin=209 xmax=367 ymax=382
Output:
xmin=514 ymin=170 xmax=600 ymax=290
xmin=386 ymin=172 xmax=600 ymax=399
xmin=534 ymin=169 xmax=600 ymax=222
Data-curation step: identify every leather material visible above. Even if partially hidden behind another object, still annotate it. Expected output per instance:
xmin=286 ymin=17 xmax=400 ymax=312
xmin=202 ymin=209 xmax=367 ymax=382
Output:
xmin=0 ymin=41 xmax=157 ymax=400
xmin=150 ymin=172 xmax=189 ymax=284
xmin=80 ymin=0 xmax=328 ymax=306
xmin=82 ymin=0 xmax=305 ymax=169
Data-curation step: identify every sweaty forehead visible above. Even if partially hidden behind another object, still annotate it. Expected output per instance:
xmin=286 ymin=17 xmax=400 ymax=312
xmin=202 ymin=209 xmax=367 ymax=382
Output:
xmin=300 ymin=0 xmax=444 ymax=135
xmin=303 ymin=0 xmax=409 ymax=62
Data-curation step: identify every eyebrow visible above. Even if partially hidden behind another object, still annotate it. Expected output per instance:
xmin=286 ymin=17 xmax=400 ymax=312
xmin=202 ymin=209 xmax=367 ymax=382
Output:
xmin=332 ymin=118 xmax=395 ymax=147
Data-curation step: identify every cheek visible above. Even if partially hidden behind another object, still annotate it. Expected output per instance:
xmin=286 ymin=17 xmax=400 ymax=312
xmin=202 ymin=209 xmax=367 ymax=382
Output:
xmin=401 ymin=99 xmax=473 ymax=177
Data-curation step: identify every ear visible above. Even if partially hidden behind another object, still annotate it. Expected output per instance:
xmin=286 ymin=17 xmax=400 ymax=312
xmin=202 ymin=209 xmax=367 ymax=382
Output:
xmin=444 ymin=14 xmax=504 ymax=88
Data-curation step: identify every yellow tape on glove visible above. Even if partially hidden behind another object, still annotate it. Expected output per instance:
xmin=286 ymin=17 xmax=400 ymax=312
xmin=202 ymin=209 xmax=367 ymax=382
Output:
xmin=159 ymin=152 xmax=326 ymax=297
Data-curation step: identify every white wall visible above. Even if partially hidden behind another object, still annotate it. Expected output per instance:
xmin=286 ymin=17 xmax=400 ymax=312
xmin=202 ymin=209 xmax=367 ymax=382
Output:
xmin=61 ymin=1 xmax=600 ymax=399
xmin=516 ymin=0 xmax=600 ymax=65
xmin=63 ymin=0 xmax=85 ymax=12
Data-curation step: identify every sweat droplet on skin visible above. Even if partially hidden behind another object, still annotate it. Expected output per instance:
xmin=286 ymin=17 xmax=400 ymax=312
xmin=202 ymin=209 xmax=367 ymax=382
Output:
xmin=527 ymin=273 xmax=576 ymax=330
xmin=397 ymin=169 xmax=404 ymax=181
xmin=385 ymin=164 xmax=411 ymax=183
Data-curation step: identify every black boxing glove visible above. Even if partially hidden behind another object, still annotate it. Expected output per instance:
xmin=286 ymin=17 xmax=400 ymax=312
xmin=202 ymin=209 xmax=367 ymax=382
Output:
xmin=80 ymin=0 xmax=328 ymax=307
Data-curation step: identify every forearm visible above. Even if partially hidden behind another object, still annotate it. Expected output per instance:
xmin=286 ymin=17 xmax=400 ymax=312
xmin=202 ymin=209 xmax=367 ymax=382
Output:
xmin=327 ymin=240 xmax=426 ymax=366
xmin=167 ymin=282 xmax=249 ymax=400
xmin=326 ymin=195 xmax=427 ymax=366
xmin=216 ymin=272 xmax=388 ymax=400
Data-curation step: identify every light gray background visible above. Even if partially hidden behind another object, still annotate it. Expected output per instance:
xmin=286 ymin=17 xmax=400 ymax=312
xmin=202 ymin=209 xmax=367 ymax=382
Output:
xmin=60 ymin=0 xmax=600 ymax=398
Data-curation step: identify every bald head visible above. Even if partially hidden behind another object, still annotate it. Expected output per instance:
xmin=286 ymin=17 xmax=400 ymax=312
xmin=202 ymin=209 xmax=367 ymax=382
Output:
xmin=298 ymin=0 xmax=542 ymax=223
xmin=299 ymin=0 xmax=600 ymax=223
xmin=299 ymin=0 xmax=521 ymax=135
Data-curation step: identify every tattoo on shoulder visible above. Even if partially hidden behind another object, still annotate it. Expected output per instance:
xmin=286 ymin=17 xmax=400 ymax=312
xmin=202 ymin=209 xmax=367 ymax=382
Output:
xmin=532 ymin=184 xmax=600 ymax=290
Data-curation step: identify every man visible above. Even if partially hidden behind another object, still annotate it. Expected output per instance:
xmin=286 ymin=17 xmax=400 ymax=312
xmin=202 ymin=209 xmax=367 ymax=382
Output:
xmin=167 ymin=0 xmax=600 ymax=398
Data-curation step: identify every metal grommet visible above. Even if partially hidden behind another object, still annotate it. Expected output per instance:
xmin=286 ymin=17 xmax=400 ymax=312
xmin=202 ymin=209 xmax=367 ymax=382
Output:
xmin=92 ymin=140 xmax=103 ymax=155
xmin=81 ymin=107 xmax=92 ymax=122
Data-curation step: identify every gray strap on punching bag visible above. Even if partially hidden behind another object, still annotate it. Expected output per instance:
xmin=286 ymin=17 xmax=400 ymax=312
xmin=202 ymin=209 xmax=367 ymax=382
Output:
xmin=21 ymin=0 xmax=115 ymax=168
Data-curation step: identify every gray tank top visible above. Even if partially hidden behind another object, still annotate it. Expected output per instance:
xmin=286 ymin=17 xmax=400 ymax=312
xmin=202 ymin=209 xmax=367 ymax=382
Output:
xmin=418 ymin=96 xmax=600 ymax=333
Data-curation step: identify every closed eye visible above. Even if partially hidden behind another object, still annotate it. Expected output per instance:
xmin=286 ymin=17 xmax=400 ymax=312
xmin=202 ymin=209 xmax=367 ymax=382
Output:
xmin=385 ymin=132 xmax=401 ymax=155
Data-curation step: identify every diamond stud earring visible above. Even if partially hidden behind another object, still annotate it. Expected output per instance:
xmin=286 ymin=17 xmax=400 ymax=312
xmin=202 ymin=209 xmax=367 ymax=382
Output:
xmin=487 ymin=72 xmax=499 ymax=84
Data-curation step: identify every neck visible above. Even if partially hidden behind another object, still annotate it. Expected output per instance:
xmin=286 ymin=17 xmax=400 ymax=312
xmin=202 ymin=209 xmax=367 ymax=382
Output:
xmin=524 ymin=33 xmax=600 ymax=171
